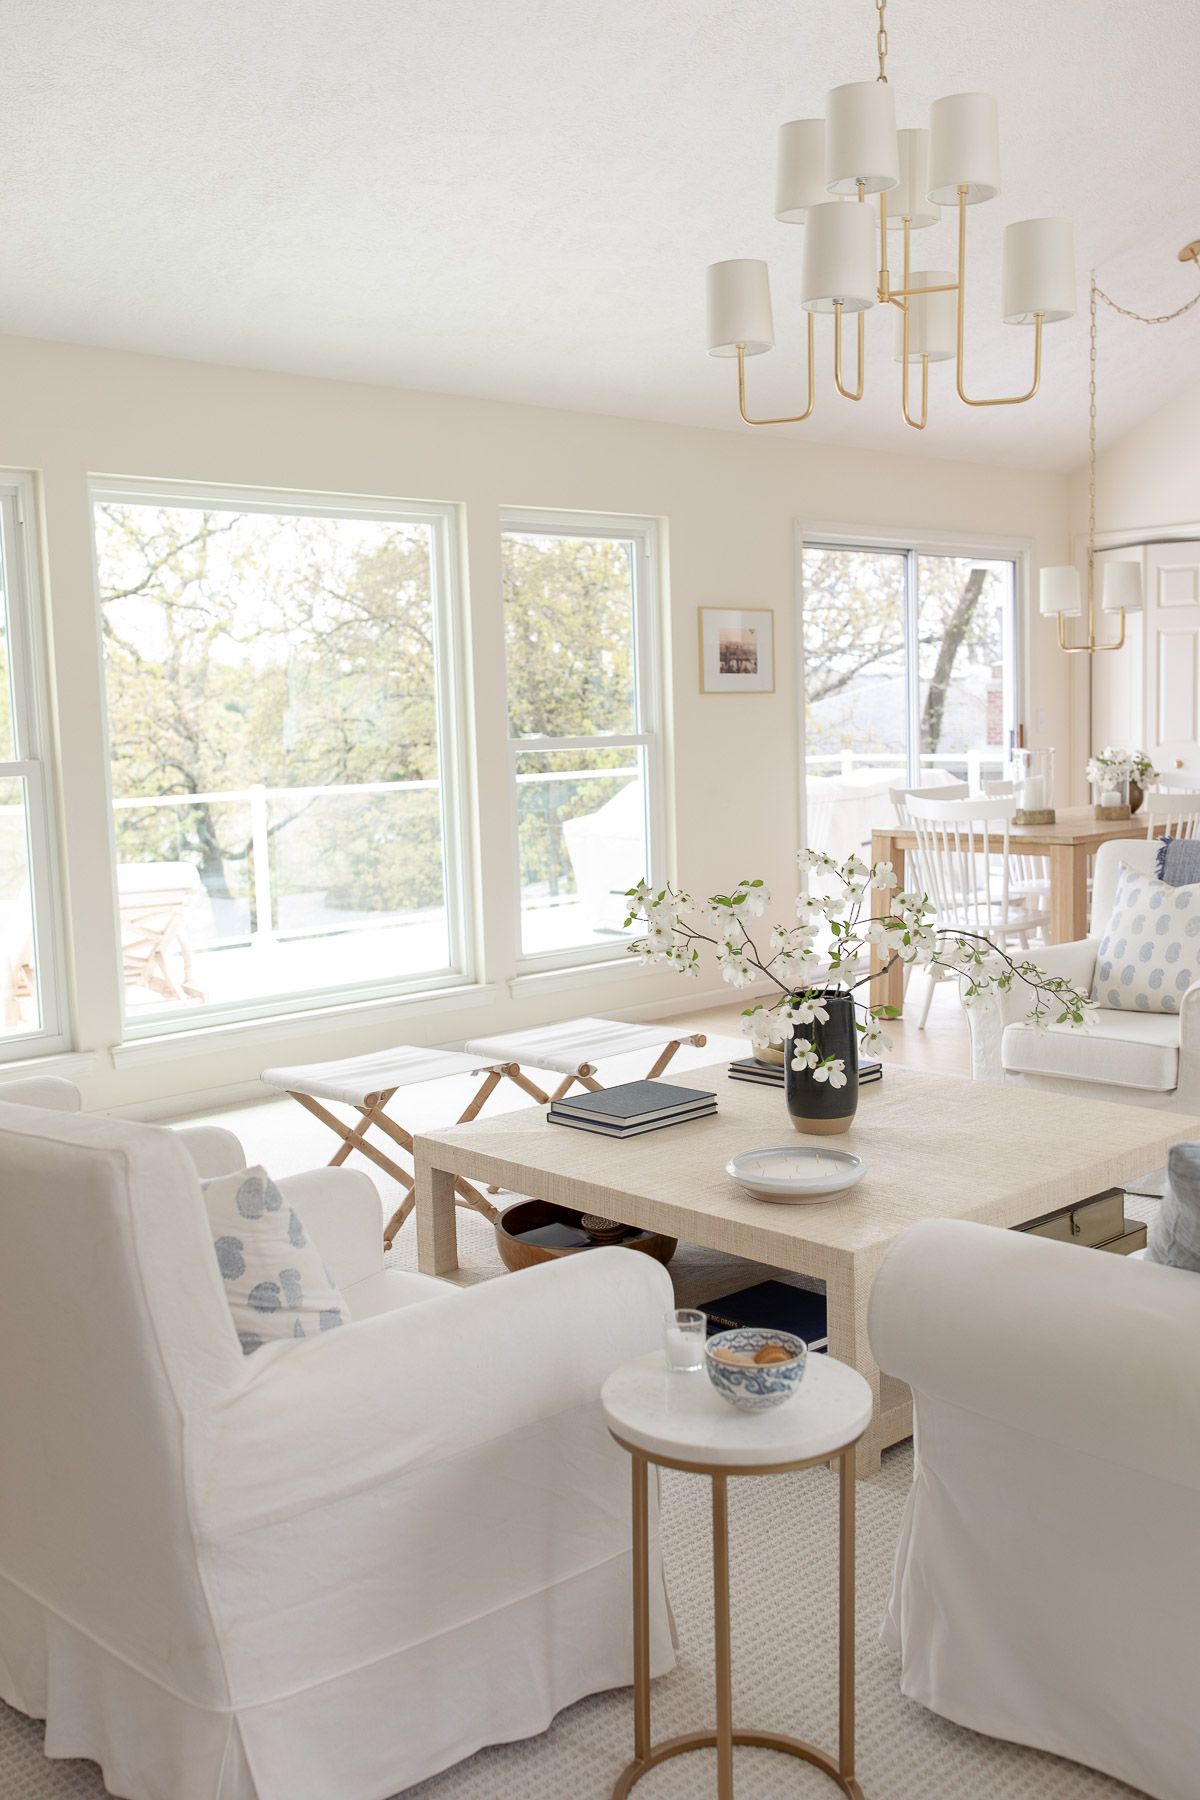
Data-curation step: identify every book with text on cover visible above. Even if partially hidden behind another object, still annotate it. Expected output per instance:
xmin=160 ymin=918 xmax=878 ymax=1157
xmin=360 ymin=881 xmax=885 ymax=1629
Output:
xmin=699 ymin=1279 xmax=828 ymax=1351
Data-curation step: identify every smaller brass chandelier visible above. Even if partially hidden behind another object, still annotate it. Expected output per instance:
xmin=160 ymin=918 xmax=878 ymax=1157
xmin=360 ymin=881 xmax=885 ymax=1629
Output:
xmin=1041 ymin=246 xmax=1200 ymax=654
xmin=705 ymin=0 xmax=1076 ymax=431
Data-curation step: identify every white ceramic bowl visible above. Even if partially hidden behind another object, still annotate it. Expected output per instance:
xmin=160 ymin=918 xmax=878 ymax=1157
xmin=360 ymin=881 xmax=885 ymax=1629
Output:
xmin=726 ymin=1145 xmax=865 ymax=1205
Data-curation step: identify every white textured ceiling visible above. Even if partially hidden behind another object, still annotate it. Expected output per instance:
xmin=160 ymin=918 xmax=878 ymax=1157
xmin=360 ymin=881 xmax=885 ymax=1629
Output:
xmin=4 ymin=0 xmax=1199 ymax=469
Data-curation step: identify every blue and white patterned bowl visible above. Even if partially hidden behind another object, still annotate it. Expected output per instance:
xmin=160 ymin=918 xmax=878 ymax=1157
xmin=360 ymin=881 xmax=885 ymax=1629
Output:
xmin=704 ymin=1328 xmax=809 ymax=1412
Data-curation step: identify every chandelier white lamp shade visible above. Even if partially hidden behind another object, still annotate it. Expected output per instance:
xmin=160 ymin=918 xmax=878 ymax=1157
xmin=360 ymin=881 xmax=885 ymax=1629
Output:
xmin=889 ymin=129 xmax=938 ymax=230
xmin=706 ymin=260 xmax=775 ymax=357
xmin=1039 ymin=566 xmax=1083 ymax=619
xmin=1101 ymin=561 xmax=1144 ymax=614
xmin=926 ymin=92 xmax=1000 ymax=204
xmin=825 ymin=81 xmax=899 ymax=193
xmin=800 ymin=203 xmax=877 ymax=311
xmin=705 ymin=0 xmax=1075 ymax=432
xmin=775 ymin=119 xmax=830 ymax=222
xmin=894 ymin=272 xmax=956 ymax=361
xmin=1003 ymin=220 xmax=1077 ymax=324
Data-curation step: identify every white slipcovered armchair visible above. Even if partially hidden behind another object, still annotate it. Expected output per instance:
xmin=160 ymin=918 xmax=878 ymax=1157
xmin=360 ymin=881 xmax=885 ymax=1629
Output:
xmin=0 ymin=1088 xmax=675 ymax=1800
xmin=963 ymin=836 xmax=1200 ymax=1111
xmin=870 ymin=1218 xmax=1200 ymax=1800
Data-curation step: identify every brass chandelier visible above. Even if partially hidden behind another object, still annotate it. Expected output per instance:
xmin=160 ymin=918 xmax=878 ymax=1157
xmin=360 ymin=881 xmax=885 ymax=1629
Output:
xmin=1041 ymin=250 xmax=1200 ymax=653
xmin=705 ymin=0 xmax=1076 ymax=430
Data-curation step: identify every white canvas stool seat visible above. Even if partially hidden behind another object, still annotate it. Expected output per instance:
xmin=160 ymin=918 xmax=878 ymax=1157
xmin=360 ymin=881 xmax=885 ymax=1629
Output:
xmin=261 ymin=1046 xmax=505 ymax=1248
xmin=466 ymin=1016 xmax=707 ymax=1103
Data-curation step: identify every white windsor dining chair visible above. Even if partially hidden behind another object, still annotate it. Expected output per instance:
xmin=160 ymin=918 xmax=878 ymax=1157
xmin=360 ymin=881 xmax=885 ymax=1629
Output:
xmin=902 ymin=792 xmax=1040 ymax=1029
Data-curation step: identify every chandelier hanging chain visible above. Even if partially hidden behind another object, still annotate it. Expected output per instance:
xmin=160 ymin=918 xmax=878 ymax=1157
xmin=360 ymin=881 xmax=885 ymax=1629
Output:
xmin=1087 ymin=277 xmax=1097 ymax=562
xmin=875 ymin=0 xmax=889 ymax=82
xmin=1092 ymin=281 xmax=1200 ymax=326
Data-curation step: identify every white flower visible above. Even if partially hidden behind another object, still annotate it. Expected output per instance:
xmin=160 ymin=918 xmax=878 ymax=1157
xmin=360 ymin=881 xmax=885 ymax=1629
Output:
xmin=791 ymin=994 xmax=829 ymax=1026
xmin=860 ymin=1018 xmax=893 ymax=1051
xmin=718 ymin=950 xmax=756 ymax=988
xmin=742 ymin=1007 xmax=784 ymax=1048
xmin=791 ymin=1037 xmax=819 ymax=1072
xmin=871 ymin=860 xmax=899 ymax=891
xmin=737 ymin=881 xmax=770 ymax=917
xmin=794 ymin=894 xmax=821 ymax=927
xmin=813 ymin=1057 xmax=847 ymax=1088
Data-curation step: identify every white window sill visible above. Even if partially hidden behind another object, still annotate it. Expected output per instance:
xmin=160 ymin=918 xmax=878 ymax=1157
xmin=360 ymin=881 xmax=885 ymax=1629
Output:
xmin=507 ymin=954 xmax=652 ymax=999
xmin=0 ymin=1049 xmax=100 ymax=1086
xmin=111 ymin=981 xmax=500 ymax=1069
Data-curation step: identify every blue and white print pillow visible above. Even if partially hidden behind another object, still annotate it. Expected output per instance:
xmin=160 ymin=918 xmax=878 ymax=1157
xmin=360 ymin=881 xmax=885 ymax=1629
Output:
xmin=202 ymin=1166 xmax=347 ymax=1354
xmin=1092 ymin=863 xmax=1200 ymax=1014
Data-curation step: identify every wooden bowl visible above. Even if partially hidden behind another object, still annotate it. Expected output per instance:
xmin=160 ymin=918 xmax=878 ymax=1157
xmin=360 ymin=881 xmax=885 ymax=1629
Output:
xmin=495 ymin=1198 xmax=676 ymax=1273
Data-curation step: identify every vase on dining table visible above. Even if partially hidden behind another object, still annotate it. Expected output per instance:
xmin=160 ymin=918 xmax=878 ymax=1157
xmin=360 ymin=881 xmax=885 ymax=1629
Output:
xmin=783 ymin=989 xmax=859 ymax=1135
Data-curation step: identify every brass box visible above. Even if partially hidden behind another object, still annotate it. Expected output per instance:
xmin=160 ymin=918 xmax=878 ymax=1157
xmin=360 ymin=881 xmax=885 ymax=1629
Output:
xmin=1019 ymin=1187 xmax=1127 ymax=1249
xmin=1095 ymin=1220 xmax=1149 ymax=1257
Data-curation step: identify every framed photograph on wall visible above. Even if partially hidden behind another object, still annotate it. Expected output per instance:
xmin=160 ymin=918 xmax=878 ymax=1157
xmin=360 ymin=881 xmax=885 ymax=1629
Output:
xmin=697 ymin=607 xmax=775 ymax=694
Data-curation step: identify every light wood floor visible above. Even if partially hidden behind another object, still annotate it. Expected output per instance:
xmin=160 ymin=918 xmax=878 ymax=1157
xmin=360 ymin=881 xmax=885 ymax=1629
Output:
xmin=658 ymin=970 xmax=971 ymax=1078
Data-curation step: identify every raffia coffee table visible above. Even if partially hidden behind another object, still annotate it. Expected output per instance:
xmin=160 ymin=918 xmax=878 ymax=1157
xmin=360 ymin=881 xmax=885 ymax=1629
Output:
xmin=414 ymin=1064 xmax=1198 ymax=1474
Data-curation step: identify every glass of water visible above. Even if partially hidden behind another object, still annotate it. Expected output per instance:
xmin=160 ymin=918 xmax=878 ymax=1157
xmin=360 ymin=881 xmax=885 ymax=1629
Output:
xmin=664 ymin=1308 xmax=706 ymax=1372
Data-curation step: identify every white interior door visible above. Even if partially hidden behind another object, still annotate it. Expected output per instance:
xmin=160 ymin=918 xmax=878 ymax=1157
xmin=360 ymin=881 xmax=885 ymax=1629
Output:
xmin=1145 ymin=541 xmax=1200 ymax=776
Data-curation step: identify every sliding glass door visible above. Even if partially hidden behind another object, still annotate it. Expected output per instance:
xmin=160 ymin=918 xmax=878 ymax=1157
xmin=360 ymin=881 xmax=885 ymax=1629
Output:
xmin=801 ymin=539 xmax=1017 ymax=863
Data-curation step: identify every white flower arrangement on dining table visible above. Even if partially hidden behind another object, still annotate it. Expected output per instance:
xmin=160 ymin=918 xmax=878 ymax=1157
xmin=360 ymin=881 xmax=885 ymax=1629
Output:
xmin=625 ymin=850 xmax=1093 ymax=1088
xmin=1084 ymin=746 xmax=1158 ymax=789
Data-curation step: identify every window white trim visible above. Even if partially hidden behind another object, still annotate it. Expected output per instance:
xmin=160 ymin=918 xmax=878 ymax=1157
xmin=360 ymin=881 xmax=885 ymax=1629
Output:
xmin=500 ymin=509 xmax=666 ymax=973
xmin=89 ymin=475 xmax=476 ymax=1037
xmin=794 ymin=519 xmax=1030 ymax=847
xmin=0 ymin=474 xmax=69 ymax=1061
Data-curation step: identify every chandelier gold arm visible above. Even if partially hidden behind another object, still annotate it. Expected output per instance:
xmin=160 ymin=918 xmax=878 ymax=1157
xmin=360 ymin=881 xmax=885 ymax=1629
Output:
xmin=833 ymin=303 xmax=865 ymax=400
xmin=735 ymin=316 xmax=816 ymax=424
xmin=1056 ymin=590 xmax=1126 ymax=655
xmin=954 ymin=189 xmax=1043 ymax=405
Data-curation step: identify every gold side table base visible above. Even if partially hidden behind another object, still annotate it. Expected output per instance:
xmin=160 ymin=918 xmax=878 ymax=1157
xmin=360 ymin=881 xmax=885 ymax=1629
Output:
xmin=613 ymin=1727 xmax=864 ymax=1797
xmin=612 ymin=1437 xmax=866 ymax=1800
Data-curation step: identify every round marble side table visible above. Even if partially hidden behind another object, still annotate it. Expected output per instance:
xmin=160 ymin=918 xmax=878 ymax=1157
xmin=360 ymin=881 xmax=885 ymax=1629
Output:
xmin=601 ymin=1349 xmax=874 ymax=1800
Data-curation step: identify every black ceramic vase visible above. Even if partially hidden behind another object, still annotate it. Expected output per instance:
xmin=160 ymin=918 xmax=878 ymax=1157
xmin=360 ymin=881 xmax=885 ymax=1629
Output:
xmin=784 ymin=989 xmax=859 ymax=1135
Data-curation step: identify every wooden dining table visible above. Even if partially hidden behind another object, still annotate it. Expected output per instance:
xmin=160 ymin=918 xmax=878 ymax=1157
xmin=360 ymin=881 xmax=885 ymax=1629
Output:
xmin=869 ymin=806 xmax=1150 ymax=1014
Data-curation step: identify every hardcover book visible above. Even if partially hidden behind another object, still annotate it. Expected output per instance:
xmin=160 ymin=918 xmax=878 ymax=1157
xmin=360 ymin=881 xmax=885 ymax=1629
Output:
xmin=699 ymin=1278 xmax=828 ymax=1350
xmin=549 ymin=1080 xmax=717 ymax=1127
xmin=547 ymin=1102 xmax=717 ymax=1139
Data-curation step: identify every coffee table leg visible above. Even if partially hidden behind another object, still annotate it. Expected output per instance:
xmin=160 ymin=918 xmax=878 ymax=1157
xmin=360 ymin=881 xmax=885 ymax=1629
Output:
xmin=838 ymin=1446 xmax=858 ymax=1789
xmin=631 ymin=1453 xmax=651 ymax=1761
xmin=712 ymin=1472 xmax=734 ymax=1800
xmin=414 ymin=1149 xmax=459 ymax=1275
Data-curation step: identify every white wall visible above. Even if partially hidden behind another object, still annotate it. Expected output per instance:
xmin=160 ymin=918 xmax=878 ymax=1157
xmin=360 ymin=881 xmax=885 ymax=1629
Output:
xmin=1069 ymin=376 xmax=1200 ymax=766
xmin=0 ymin=332 xmax=1072 ymax=1110
xmin=1070 ymin=377 xmax=1200 ymax=538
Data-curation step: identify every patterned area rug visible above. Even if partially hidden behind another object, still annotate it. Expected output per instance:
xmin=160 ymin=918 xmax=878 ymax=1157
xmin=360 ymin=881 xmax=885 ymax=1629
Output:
xmin=0 ymin=1083 xmax=1156 ymax=1799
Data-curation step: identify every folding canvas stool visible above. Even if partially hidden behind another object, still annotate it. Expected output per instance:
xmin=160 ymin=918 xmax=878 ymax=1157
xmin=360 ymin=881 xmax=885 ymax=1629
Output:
xmin=465 ymin=1016 xmax=708 ymax=1103
xmin=260 ymin=1046 xmax=505 ymax=1248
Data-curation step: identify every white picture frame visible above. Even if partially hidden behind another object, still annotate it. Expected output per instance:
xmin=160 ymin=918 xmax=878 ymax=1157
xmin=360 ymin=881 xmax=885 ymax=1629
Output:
xmin=698 ymin=606 xmax=775 ymax=694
